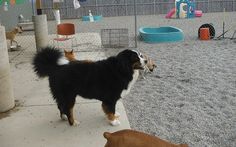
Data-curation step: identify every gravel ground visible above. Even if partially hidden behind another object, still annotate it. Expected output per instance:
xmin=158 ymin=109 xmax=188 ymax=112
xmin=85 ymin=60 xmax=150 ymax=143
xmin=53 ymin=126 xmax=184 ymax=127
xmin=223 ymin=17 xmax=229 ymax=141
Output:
xmin=124 ymin=39 xmax=236 ymax=147
xmin=47 ymin=12 xmax=236 ymax=146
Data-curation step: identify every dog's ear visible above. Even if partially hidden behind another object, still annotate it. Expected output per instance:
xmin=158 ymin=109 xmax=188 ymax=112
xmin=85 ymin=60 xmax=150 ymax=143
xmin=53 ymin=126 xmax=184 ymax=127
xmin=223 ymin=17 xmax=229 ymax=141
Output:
xmin=103 ymin=132 xmax=111 ymax=139
xmin=70 ymin=50 xmax=74 ymax=53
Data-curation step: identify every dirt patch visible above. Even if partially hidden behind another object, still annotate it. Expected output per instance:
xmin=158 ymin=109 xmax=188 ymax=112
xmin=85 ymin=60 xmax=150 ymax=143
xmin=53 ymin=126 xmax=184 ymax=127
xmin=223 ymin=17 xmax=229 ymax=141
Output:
xmin=0 ymin=100 xmax=22 ymax=120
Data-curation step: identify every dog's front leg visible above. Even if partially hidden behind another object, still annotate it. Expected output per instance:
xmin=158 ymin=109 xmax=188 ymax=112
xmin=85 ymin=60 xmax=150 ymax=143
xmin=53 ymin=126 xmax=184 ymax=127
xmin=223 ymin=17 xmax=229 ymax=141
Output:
xmin=10 ymin=40 xmax=13 ymax=46
xmin=12 ymin=40 xmax=19 ymax=46
xmin=102 ymin=102 xmax=120 ymax=126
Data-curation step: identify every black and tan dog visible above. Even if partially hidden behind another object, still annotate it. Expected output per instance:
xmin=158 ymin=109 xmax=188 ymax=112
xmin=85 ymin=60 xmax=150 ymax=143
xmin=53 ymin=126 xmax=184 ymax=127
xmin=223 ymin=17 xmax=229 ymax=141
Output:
xmin=32 ymin=47 xmax=146 ymax=126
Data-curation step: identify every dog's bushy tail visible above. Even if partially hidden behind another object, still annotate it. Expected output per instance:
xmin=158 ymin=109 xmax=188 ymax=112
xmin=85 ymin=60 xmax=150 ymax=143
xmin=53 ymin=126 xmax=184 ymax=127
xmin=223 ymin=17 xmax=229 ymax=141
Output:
xmin=32 ymin=47 xmax=62 ymax=77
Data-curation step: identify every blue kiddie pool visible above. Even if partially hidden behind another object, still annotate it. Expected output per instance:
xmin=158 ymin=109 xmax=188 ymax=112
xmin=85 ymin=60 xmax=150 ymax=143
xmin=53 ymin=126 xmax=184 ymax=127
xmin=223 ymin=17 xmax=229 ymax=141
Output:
xmin=139 ymin=26 xmax=184 ymax=43
xmin=82 ymin=15 xmax=102 ymax=22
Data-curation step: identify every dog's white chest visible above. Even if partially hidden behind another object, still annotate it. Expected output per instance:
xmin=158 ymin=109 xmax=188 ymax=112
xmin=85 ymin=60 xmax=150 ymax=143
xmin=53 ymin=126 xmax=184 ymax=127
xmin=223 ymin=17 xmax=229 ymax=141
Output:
xmin=121 ymin=70 xmax=139 ymax=98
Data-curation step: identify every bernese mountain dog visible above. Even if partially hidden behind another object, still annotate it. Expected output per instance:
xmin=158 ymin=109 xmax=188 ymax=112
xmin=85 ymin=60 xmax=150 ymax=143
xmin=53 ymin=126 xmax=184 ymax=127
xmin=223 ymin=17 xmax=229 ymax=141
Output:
xmin=32 ymin=47 xmax=146 ymax=126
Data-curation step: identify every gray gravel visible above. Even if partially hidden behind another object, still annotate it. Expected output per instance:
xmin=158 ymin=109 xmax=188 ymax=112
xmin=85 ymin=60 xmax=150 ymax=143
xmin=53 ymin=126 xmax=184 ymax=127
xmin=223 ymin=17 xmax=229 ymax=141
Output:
xmin=124 ymin=39 xmax=236 ymax=147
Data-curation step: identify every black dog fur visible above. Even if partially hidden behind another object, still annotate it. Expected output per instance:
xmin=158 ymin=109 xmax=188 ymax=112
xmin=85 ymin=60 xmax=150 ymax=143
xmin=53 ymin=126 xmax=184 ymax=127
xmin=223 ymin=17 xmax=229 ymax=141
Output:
xmin=32 ymin=47 xmax=144 ymax=126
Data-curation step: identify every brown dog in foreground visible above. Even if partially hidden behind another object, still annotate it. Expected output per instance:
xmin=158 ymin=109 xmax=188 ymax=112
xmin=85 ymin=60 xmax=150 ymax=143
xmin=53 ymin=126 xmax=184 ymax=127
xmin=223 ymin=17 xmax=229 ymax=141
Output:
xmin=103 ymin=129 xmax=188 ymax=147
xmin=5 ymin=26 xmax=23 ymax=47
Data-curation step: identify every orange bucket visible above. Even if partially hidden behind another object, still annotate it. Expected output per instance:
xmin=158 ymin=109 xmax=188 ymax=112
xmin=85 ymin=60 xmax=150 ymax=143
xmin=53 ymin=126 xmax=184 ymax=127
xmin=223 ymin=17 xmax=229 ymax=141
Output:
xmin=200 ymin=28 xmax=210 ymax=40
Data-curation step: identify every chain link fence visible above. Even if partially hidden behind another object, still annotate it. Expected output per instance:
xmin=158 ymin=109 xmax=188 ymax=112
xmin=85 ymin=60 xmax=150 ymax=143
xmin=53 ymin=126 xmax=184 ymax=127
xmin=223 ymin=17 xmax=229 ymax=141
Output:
xmin=41 ymin=0 xmax=236 ymax=20
xmin=4 ymin=0 xmax=236 ymax=53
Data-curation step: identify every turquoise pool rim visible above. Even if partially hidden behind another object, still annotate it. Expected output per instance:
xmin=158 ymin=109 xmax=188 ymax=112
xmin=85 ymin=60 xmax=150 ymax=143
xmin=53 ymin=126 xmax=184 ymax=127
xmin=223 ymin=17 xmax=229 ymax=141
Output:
xmin=139 ymin=26 xmax=184 ymax=43
xmin=82 ymin=15 xmax=102 ymax=22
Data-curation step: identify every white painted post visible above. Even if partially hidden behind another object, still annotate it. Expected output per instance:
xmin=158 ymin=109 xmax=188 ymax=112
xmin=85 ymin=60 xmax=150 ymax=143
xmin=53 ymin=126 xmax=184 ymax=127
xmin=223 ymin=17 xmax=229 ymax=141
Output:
xmin=0 ymin=26 xmax=15 ymax=112
xmin=53 ymin=9 xmax=61 ymax=25
xmin=33 ymin=14 xmax=49 ymax=52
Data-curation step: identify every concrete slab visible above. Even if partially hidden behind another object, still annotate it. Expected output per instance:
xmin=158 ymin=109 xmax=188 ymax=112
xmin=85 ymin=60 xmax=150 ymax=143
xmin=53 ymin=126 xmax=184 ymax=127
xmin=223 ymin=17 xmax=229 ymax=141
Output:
xmin=0 ymin=101 xmax=129 ymax=147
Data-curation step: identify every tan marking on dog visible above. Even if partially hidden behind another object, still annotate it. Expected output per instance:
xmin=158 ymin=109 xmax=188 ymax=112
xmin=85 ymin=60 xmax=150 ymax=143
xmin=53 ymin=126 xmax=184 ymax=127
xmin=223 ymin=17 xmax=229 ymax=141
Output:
xmin=68 ymin=106 xmax=79 ymax=126
xmin=102 ymin=103 xmax=119 ymax=121
xmin=64 ymin=49 xmax=93 ymax=63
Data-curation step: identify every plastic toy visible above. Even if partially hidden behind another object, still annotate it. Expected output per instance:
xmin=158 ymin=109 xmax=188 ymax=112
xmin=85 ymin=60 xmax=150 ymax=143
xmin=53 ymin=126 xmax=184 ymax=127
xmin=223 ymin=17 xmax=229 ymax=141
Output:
xmin=82 ymin=15 xmax=102 ymax=22
xmin=199 ymin=28 xmax=210 ymax=40
xmin=166 ymin=0 xmax=202 ymax=19
xmin=176 ymin=0 xmax=195 ymax=18
xmin=195 ymin=10 xmax=202 ymax=17
xmin=165 ymin=8 xmax=176 ymax=18
xmin=198 ymin=23 xmax=215 ymax=39
xmin=139 ymin=26 xmax=184 ymax=43
xmin=82 ymin=10 xmax=102 ymax=22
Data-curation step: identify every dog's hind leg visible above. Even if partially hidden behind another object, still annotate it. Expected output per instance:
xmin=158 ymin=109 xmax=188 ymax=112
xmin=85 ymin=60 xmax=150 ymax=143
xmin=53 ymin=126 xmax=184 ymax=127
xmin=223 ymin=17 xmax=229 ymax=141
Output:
xmin=64 ymin=98 xmax=79 ymax=126
xmin=67 ymin=105 xmax=79 ymax=126
xmin=102 ymin=102 xmax=120 ymax=126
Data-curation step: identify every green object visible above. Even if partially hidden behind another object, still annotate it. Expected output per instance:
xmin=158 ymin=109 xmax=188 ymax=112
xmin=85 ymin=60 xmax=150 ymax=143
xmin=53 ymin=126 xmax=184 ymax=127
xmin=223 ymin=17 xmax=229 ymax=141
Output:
xmin=0 ymin=0 xmax=4 ymax=5
xmin=0 ymin=0 xmax=26 ymax=5
xmin=16 ymin=0 xmax=26 ymax=4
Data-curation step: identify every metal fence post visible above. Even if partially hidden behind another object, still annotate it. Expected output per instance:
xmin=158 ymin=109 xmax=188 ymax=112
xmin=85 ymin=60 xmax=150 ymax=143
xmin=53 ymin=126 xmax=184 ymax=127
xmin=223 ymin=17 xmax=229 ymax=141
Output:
xmin=233 ymin=0 xmax=235 ymax=11
xmin=125 ymin=0 xmax=128 ymax=16
xmin=134 ymin=0 xmax=137 ymax=48
xmin=208 ymin=0 xmax=210 ymax=13
xmin=154 ymin=0 xmax=156 ymax=15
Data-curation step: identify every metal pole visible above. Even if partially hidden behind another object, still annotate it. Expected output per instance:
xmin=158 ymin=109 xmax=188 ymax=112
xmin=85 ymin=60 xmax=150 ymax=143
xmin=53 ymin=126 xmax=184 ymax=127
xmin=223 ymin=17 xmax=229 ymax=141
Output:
xmin=134 ymin=0 xmax=137 ymax=48
xmin=125 ymin=0 xmax=128 ymax=16
xmin=154 ymin=0 xmax=156 ymax=15
xmin=223 ymin=8 xmax=225 ymax=38
xmin=233 ymin=0 xmax=235 ymax=12
xmin=95 ymin=0 xmax=98 ymax=14
xmin=207 ymin=0 xmax=210 ymax=13
xmin=32 ymin=0 xmax=36 ymax=16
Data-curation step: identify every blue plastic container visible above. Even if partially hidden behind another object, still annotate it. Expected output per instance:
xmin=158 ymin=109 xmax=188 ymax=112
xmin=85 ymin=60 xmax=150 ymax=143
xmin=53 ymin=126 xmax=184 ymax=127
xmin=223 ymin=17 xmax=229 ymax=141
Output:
xmin=139 ymin=26 xmax=184 ymax=43
xmin=82 ymin=15 xmax=102 ymax=22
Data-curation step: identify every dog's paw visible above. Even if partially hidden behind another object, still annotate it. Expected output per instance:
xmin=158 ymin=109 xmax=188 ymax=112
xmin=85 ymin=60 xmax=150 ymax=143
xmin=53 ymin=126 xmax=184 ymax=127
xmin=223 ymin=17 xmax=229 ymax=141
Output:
xmin=73 ymin=120 xmax=80 ymax=126
xmin=61 ymin=114 xmax=67 ymax=120
xmin=110 ymin=119 xmax=121 ymax=126
xmin=115 ymin=112 xmax=121 ymax=118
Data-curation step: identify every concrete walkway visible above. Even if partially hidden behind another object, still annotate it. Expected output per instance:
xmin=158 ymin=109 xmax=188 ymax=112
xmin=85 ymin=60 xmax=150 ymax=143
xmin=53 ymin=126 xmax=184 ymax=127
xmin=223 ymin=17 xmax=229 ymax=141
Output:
xmin=0 ymin=33 xmax=130 ymax=147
